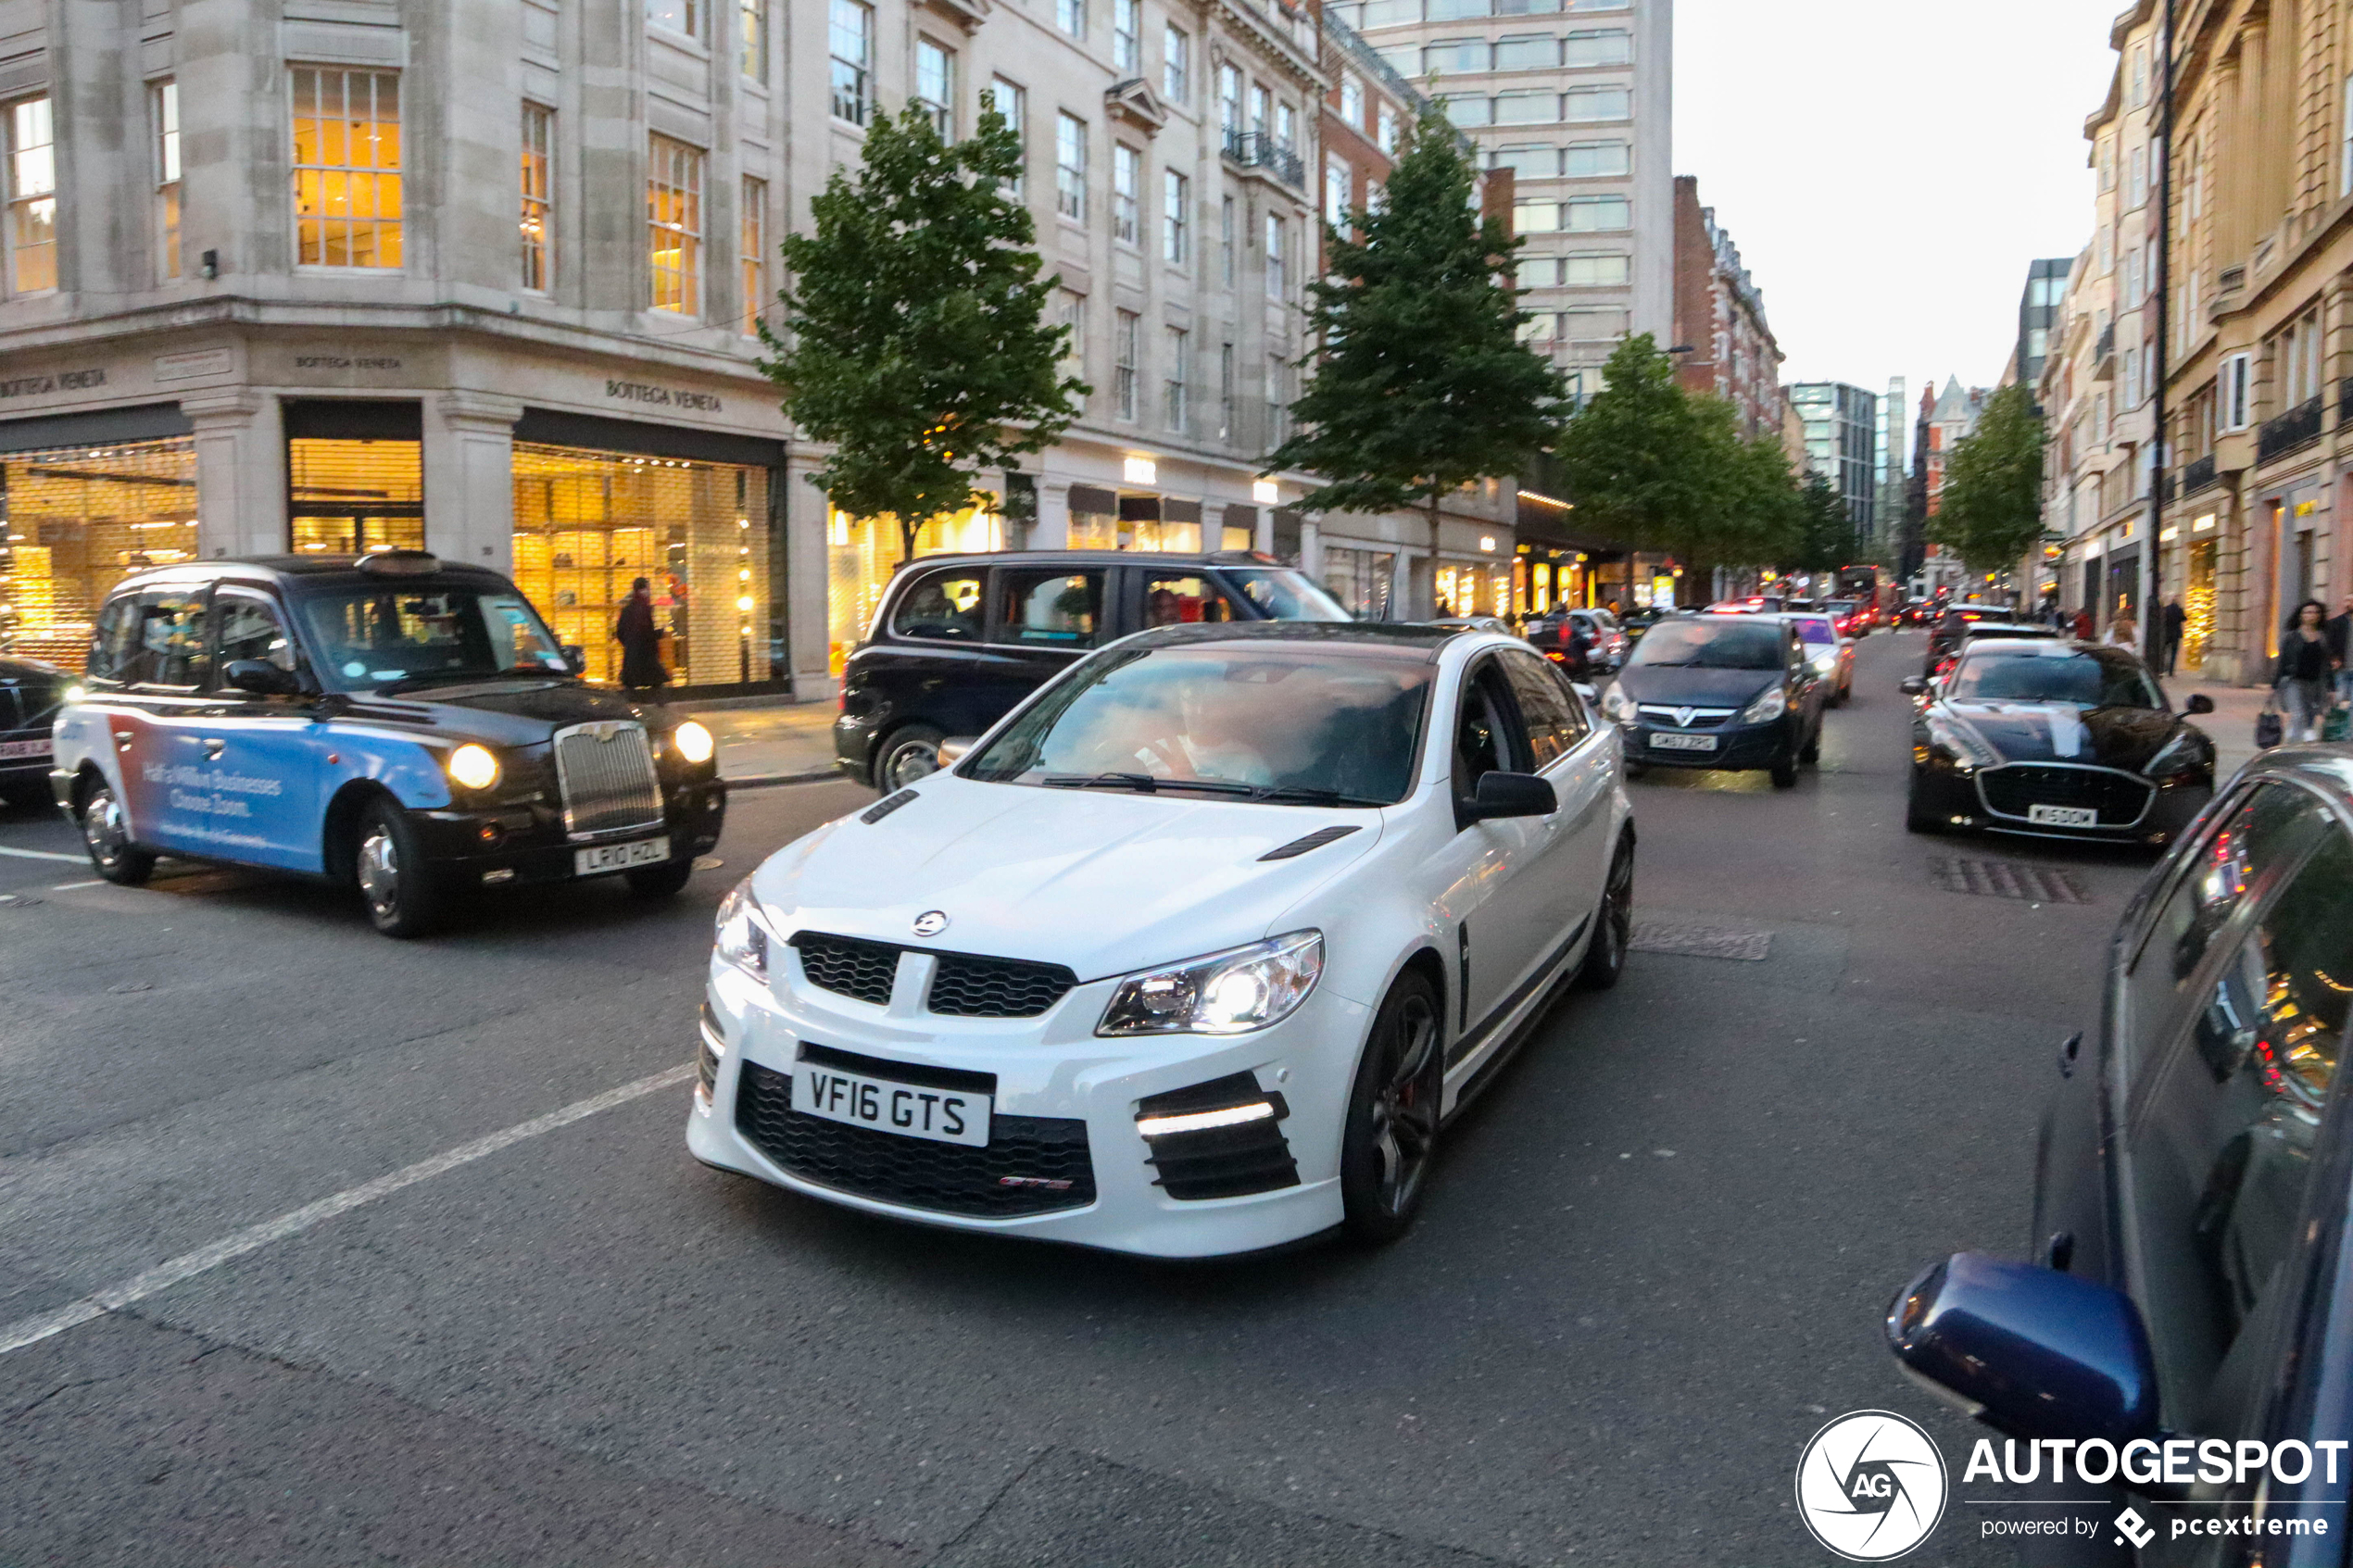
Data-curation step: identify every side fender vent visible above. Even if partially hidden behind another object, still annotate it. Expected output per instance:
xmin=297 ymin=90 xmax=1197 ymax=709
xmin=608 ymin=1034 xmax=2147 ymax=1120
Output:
xmin=861 ymin=788 xmax=919 ymax=824
xmin=1257 ymin=824 xmax=1362 ymax=861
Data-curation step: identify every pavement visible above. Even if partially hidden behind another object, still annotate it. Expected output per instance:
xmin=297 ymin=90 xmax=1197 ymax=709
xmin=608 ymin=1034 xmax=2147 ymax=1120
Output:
xmin=679 ymin=697 xmax=842 ymax=786
xmin=0 ymin=632 xmax=2173 ymax=1567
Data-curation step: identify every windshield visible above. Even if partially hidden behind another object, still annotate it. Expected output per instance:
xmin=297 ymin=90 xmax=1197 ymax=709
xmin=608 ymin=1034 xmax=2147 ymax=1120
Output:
xmin=1824 ymin=601 xmax=1857 ymax=616
xmin=1628 ymin=619 xmax=1785 ymax=671
xmin=1791 ymin=617 xmax=1837 ymax=646
xmin=963 ymin=645 xmax=1431 ymax=804
xmin=1221 ymin=568 xmax=1353 ymax=622
xmin=296 ymin=585 xmax=573 ymax=692
xmin=1945 ymin=645 xmax=2163 ymax=709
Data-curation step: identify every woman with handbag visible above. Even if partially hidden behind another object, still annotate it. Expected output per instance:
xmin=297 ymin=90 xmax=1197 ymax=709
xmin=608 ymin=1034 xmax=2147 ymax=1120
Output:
xmin=2275 ymin=599 xmax=2334 ymax=743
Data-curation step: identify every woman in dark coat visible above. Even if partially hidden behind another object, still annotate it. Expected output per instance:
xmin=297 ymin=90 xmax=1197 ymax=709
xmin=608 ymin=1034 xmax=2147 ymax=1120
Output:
xmin=2276 ymin=599 xmax=2334 ymax=743
xmin=616 ymin=577 xmax=670 ymax=693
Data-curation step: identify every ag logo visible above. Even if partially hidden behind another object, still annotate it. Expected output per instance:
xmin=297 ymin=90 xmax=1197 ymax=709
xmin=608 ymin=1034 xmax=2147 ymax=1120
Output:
xmin=1794 ymin=1410 xmax=1947 ymax=1561
xmin=911 ymin=909 xmax=950 ymax=937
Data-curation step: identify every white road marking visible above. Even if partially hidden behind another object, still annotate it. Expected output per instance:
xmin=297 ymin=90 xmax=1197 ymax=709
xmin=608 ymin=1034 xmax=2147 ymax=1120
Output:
xmin=0 ymin=1062 xmax=694 ymax=1358
xmin=0 ymin=846 xmax=83 ymax=863
xmin=50 ymin=880 xmax=101 ymax=890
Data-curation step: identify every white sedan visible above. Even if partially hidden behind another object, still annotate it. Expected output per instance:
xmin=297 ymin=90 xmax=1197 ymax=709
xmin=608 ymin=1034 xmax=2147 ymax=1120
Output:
xmin=688 ymin=621 xmax=1635 ymax=1258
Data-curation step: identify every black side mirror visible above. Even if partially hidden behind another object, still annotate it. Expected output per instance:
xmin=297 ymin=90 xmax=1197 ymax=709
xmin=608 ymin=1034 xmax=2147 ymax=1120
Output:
xmin=2184 ymin=694 xmax=2215 ymax=715
xmin=222 ymin=659 xmax=299 ymax=696
xmin=1466 ymin=771 xmax=1555 ymax=822
xmin=1886 ymin=1251 xmax=2160 ymax=1446
xmin=1899 ymin=677 xmax=1928 ymax=696
xmin=561 ymin=644 xmax=585 ymax=675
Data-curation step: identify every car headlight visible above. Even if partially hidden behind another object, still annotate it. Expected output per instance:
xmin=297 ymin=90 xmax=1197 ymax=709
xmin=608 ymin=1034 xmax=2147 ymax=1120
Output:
xmin=714 ymin=873 xmax=772 ymax=982
xmin=446 ymin=744 xmax=500 ymax=790
xmin=60 ymin=684 xmax=86 ymax=705
xmin=1810 ymin=649 xmax=1838 ymax=673
xmin=1739 ymin=685 xmax=1788 ymax=724
xmin=1098 ymin=930 xmax=1323 ymax=1037
xmin=1925 ymin=717 xmax=2001 ymax=771
xmin=673 ymin=720 xmax=715 ymax=764
xmin=1601 ymin=685 xmax=1630 ymax=721
xmin=2145 ymin=729 xmax=2205 ymax=779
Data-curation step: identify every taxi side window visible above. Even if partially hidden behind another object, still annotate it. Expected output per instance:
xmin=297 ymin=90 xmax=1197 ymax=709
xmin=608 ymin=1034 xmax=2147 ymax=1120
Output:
xmin=890 ymin=571 xmax=985 ymax=642
xmin=214 ymin=595 xmax=299 ymax=679
xmin=2128 ymin=821 xmax=2353 ymax=1429
xmin=994 ymin=569 xmax=1105 ymax=646
xmin=119 ymin=588 xmax=211 ymax=689
xmin=1142 ymin=574 xmax=1239 ymax=627
xmin=87 ymin=596 xmax=144 ymax=684
xmin=1497 ymin=648 xmax=1583 ymax=768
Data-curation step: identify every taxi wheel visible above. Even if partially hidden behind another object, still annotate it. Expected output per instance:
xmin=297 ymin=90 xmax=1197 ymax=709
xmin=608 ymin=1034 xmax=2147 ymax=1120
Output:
xmin=625 ymin=858 xmax=695 ymax=897
xmin=79 ymin=782 xmax=155 ymax=886
xmin=354 ymin=800 xmax=447 ymax=939
xmin=1340 ymin=971 xmax=1443 ymax=1245
xmin=875 ymin=725 xmax=945 ymax=791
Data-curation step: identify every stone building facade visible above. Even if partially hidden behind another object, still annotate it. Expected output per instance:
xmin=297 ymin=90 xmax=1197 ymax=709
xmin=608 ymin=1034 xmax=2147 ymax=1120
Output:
xmin=1668 ymin=175 xmax=1780 ymax=442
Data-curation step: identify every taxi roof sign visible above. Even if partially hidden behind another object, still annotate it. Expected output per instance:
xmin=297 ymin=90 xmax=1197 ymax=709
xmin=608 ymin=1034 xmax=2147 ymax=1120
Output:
xmin=355 ymin=549 xmax=444 ymax=577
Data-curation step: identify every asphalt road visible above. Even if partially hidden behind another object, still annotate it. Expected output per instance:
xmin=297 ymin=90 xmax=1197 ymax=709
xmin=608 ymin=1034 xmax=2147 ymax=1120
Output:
xmin=0 ymin=632 xmax=2177 ymax=1567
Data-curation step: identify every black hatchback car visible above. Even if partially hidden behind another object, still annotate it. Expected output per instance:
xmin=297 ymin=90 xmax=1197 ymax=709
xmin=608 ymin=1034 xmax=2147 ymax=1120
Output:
xmin=0 ymin=656 xmax=76 ymax=807
xmin=834 ymin=550 xmax=1352 ymax=788
xmin=1887 ymin=747 xmax=2353 ymax=1562
xmin=1595 ymin=613 xmax=1828 ymax=787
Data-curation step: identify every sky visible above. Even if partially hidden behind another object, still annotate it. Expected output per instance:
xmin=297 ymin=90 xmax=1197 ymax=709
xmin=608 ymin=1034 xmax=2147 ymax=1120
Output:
xmin=1672 ymin=0 xmax=2124 ymax=415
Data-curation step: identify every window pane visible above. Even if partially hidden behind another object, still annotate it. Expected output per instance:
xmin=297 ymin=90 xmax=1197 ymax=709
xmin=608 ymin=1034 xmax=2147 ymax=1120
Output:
xmin=1562 ymin=28 xmax=1629 ymax=64
xmin=1442 ymin=95 xmax=1491 ymax=127
xmin=290 ymin=70 xmax=403 ymax=270
xmin=891 ymin=570 xmax=987 ymax=641
xmin=1492 ymin=34 xmax=1557 ymax=69
xmin=1564 ymin=194 xmax=1629 ymax=230
xmin=994 ymin=570 xmax=1105 ymax=645
xmin=1563 ymin=85 xmax=1630 ymax=120
xmin=1561 ymin=139 xmax=1629 ymax=177
xmin=1493 ymin=90 xmax=1557 ymax=124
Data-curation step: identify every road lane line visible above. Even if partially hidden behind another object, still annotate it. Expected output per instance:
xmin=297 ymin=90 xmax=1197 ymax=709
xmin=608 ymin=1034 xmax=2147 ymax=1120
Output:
xmin=50 ymin=880 xmax=101 ymax=890
xmin=0 ymin=846 xmax=83 ymax=863
xmin=0 ymin=1062 xmax=694 ymax=1358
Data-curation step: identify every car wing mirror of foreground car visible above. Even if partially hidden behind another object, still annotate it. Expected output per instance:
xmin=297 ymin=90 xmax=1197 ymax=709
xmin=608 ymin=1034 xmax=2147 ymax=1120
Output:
xmin=223 ymin=659 xmax=301 ymax=696
xmin=2184 ymin=694 xmax=2216 ymax=715
xmin=1468 ymin=771 xmax=1556 ymax=822
xmin=936 ymin=736 xmax=980 ymax=767
xmin=1888 ymin=1251 xmax=2164 ymax=1455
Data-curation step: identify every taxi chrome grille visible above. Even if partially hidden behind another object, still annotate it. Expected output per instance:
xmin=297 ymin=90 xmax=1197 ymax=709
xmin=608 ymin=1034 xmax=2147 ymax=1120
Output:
xmin=790 ymin=932 xmax=900 ymax=1005
xmin=927 ymin=954 xmax=1078 ymax=1018
xmin=734 ymin=1061 xmax=1095 ymax=1217
xmin=1977 ymin=764 xmax=2152 ymax=826
xmin=552 ymin=721 xmax=663 ymax=835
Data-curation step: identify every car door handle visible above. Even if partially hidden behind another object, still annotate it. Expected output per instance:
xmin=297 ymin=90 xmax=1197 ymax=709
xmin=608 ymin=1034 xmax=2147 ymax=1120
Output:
xmin=202 ymin=738 xmax=226 ymax=759
xmin=114 ymin=731 xmax=135 ymax=753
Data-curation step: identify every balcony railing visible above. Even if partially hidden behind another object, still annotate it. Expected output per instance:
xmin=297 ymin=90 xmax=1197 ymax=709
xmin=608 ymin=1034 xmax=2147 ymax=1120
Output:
xmin=2183 ymin=454 xmax=2218 ymax=495
xmin=2258 ymin=395 xmax=2324 ymax=465
xmin=1223 ymin=130 xmax=1305 ymax=190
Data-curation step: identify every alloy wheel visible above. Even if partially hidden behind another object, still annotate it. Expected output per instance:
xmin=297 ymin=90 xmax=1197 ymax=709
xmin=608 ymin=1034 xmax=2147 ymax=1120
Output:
xmin=82 ymin=787 xmax=128 ymax=868
xmin=1367 ymin=990 xmax=1441 ymax=1217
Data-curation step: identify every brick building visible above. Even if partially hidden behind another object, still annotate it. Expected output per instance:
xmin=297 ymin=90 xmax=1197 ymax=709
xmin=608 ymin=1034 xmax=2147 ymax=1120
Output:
xmin=1670 ymin=176 xmax=1782 ymax=442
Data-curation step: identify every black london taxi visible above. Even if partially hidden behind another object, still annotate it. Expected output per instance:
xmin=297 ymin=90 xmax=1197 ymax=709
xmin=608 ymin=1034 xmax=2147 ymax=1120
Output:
xmin=833 ymin=549 xmax=1353 ymax=788
xmin=49 ymin=551 xmax=726 ymax=937
xmin=1 ymin=655 xmax=78 ymax=807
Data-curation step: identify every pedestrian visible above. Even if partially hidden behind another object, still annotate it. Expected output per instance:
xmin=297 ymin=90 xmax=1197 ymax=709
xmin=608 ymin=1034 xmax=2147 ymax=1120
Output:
xmin=2275 ymin=599 xmax=2334 ymax=743
xmin=2161 ymin=597 xmax=2187 ymax=676
xmin=616 ymin=576 xmax=671 ymax=695
xmin=2327 ymin=594 xmax=2353 ymax=707
xmin=2072 ymin=607 xmax=2095 ymax=642
xmin=2106 ymin=616 xmax=2139 ymax=656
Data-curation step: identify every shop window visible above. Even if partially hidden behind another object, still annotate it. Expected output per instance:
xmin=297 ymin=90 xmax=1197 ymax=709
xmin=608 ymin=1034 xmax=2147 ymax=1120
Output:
xmin=6 ymin=94 xmax=57 ymax=295
xmin=289 ymin=438 xmax=424 ymax=555
xmin=292 ymin=68 xmax=403 ymax=270
xmin=511 ymin=443 xmax=772 ymax=687
xmin=0 ymin=438 xmax=197 ymax=670
xmin=824 ymin=504 xmax=1001 ymax=674
xmin=1321 ymin=546 xmax=1395 ymax=621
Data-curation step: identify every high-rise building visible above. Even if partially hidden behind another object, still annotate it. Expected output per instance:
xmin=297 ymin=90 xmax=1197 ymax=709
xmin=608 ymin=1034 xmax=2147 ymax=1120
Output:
xmin=2017 ymin=258 xmax=2071 ymax=392
xmin=1874 ymin=375 xmax=1908 ymax=558
xmin=1671 ymin=179 xmax=1782 ymax=442
xmin=1327 ymin=0 xmax=1672 ymax=404
xmin=1787 ymin=383 xmax=1877 ymax=537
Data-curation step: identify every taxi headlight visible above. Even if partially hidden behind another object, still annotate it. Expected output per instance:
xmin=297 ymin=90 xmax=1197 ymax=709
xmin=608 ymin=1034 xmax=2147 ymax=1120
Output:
xmin=1099 ymin=931 xmax=1323 ymax=1037
xmin=1739 ymin=685 xmax=1788 ymax=724
xmin=714 ymin=874 xmax=771 ymax=983
xmin=673 ymin=720 xmax=716 ymax=764
xmin=447 ymin=744 xmax=500 ymax=791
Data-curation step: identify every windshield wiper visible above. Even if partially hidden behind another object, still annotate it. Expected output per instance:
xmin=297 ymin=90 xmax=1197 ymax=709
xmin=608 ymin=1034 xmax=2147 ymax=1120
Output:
xmin=1249 ymin=785 xmax=1389 ymax=807
xmin=1042 ymin=773 xmax=1383 ymax=807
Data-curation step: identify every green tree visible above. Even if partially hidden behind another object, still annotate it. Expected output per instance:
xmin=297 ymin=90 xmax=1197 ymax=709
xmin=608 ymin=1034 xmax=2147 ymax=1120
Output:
xmin=1930 ymin=383 xmax=2045 ymax=573
xmin=1781 ymin=472 xmax=1859 ymax=574
xmin=1266 ymin=107 xmax=1567 ymax=600
xmin=1550 ymin=335 xmax=1743 ymax=566
xmin=761 ymin=95 xmax=1087 ymax=565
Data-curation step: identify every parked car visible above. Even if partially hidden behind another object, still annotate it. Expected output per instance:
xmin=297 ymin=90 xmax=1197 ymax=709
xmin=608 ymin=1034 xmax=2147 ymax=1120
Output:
xmin=1784 ymin=613 xmax=1855 ymax=706
xmin=1900 ymin=639 xmax=2215 ymax=845
xmin=1598 ymin=612 xmax=1829 ymax=787
xmin=1568 ymin=609 xmax=1629 ymax=671
xmin=696 ymin=621 xmax=1635 ymax=1256
xmin=48 ymin=551 xmax=726 ymax=936
xmin=1925 ymin=605 xmax=2046 ymax=674
xmin=0 ymin=656 xmax=76 ymax=807
xmin=1820 ymin=598 xmax=1869 ymax=638
xmin=1887 ymin=746 xmax=2353 ymax=1561
xmin=834 ymin=551 xmax=1353 ymax=790
xmin=1617 ymin=606 xmax=1673 ymax=646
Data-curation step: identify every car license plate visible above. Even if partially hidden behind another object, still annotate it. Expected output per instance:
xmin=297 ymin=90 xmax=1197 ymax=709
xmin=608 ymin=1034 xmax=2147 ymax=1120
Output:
xmin=1650 ymin=732 xmax=1718 ymax=752
xmin=0 ymin=738 xmax=49 ymax=760
xmin=795 ymin=1062 xmax=990 ymax=1148
xmin=573 ymin=835 xmax=670 ymax=875
xmin=2028 ymin=804 xmax=2098 ymax=827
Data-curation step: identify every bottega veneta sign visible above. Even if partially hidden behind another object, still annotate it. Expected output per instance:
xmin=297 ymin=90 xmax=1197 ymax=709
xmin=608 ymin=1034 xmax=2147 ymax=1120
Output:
xmin=606 ymin=379 xmax=724 ymax=412
xmin=0 ymin=367 xmax=106 ymax=398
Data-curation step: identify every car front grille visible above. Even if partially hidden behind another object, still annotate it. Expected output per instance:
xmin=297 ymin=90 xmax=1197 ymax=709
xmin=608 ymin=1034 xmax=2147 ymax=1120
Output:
xmin=552 ymin=721 xmax=664 ymax=835
xmin=928 ymin=954 xmax=1079 ymax=1018
xmin=1635 ymin=705 xmax=1738 ymax=730
xmin=1977 ymin=764 xmax=2153 ymax=826
xmin=734 ymin=1061 xmax=1096 ymax=1217
xmin=790 ymin=932 xmax=900 ymax=1005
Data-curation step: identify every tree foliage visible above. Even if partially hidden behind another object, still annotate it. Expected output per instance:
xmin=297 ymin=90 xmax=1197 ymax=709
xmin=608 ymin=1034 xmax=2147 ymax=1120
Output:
xmin=1781 ymin=472 xmax=1860 ymax=574
xmin=1267 ymin=107 xmax=1567 ymax=528
xmin=761 ymin=96 xmax=1086 ymax=563
xmin=1929 ymin=382 xmax=2046 ymax=573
